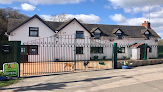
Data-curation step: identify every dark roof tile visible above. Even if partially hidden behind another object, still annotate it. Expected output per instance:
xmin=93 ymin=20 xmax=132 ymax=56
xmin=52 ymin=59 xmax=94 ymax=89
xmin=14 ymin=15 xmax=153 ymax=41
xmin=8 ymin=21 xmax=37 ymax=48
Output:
xmin=7 ymin=15 xmax=161 ymax=38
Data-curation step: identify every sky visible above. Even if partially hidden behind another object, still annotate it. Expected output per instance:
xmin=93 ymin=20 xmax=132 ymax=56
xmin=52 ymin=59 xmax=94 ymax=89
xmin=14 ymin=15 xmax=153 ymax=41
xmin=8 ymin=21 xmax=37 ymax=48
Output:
xmin=0 ymin=0 xmax=163 ymax=38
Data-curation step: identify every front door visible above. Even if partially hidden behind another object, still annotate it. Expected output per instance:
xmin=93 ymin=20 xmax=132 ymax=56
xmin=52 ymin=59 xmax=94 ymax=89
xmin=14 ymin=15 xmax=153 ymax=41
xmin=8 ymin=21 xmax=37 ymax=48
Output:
xmin=20 ymin=46 xmax=28 ymax=62
xmin=140 ymin=47 xmax=144 ymax=60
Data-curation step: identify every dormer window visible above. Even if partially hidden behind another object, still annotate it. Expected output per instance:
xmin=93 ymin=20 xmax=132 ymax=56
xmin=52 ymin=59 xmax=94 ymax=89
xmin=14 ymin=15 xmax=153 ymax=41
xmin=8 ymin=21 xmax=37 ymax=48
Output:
xmin=94 ymin=30 xmax=101 ymax=39
xmin=116 ymin=30 xmax=122 ymax=39
xmin=94 ymin=32 xmax=100 ymax=39
xmin=144 ymin=31 xmax=150 ymax=39
xmin=145 ymin=31 xmax=149 ymax=35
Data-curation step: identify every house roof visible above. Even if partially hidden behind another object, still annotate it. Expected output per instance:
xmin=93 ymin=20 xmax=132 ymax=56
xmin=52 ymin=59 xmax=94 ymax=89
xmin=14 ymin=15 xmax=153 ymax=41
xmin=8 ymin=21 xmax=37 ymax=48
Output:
xmin=130 ymin=43 xmax=150 ymax=48
xmin=7 ymin=14 xmax=55 ymax=34
xmin=7 ymin=14 xmax=161 ymax=38
xmin=112 ymin=28 xmax=120 ymax=34
xmin=130 ymin=43 xmax=143 ymax=48
xmin=90 ymin=27 xmax=108 ymax=36
xmin=55 ymin=18 xmax=93 ymax=36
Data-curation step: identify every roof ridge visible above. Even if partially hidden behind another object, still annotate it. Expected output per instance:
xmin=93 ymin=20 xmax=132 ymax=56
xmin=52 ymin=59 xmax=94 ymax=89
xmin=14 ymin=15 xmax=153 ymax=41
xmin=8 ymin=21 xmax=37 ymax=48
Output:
xmin=83 ymin=23 xmax=144 ymax=27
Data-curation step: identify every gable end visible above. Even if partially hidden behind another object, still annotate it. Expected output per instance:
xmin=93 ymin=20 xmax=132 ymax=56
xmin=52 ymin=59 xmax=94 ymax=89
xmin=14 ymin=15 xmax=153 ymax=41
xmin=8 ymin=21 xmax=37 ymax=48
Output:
xmin=7 ymin=14 xmax=55 ymax=34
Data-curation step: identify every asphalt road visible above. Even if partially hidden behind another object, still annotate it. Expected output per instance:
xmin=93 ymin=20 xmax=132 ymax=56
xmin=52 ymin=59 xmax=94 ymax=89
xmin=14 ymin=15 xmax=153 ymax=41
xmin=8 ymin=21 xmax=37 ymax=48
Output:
xmin=1 ymin=64 xmax=163 ymax=92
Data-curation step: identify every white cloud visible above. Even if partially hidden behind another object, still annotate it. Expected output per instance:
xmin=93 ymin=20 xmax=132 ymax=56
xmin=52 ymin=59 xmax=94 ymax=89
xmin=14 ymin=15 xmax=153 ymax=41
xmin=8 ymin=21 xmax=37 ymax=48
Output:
xmin=108 ymin=0 xmax=163 ymax=13
xmin=40 ymin=15 xmax=52 ymax=21
xmin=109 ymin=0 xmax=163 ymax=8
xmin=67 ymin=14 xmax=101 ymax=24
xmin=40 ymin=14 xmax=101 ymax=24
xmin=104 ymin=5 xmax=111 ymax=9
xmin=110 ymin=14 xmax=163 ymax=38
xmin=108 ymin=0 xmax=163 ymax=38
xmin=109 ymin=14 xmax=126 ymax=23
xmin=21 ymin=3 xmax=36 ymax=11
xmin=13 ymin=7 xmax=20 ymax=10
xmin=0 ymin=0 xmax=86 ymax=5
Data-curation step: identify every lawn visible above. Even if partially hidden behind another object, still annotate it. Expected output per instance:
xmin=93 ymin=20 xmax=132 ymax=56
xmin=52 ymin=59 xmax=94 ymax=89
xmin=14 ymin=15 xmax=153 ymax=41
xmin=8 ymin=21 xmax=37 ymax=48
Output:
xmin=0 ymin=78 xmax=23 ymax=87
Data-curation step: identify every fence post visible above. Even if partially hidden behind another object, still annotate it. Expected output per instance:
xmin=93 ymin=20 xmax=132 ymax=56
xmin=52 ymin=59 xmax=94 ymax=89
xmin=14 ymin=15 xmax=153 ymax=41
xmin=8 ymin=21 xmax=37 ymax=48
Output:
xmin=112 ymin=43 xmax=117 ymax=69
xmin=16 ymin=41 xmax=21 ymax=77
xmin=143 ymin=43 xmax=147 ymax=60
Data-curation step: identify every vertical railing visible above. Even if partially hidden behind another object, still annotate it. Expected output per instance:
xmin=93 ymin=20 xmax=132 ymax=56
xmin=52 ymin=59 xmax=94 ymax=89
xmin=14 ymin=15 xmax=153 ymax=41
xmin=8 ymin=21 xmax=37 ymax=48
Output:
xmin=112 ymin=43 xmax=117 ymax=69
xmin=74 ymin=34 xmax=76 ymax=71
xmin=143 ymin=43 xmax=147 ymax=60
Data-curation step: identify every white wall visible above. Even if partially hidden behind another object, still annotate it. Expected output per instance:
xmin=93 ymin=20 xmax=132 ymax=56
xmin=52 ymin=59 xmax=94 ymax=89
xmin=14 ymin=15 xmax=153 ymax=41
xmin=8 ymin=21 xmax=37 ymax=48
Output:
xmin=131 ymin=48 xmax=140 ymax=60
xmin=148 ymin=47 xmax=158 ymax=58
xmin=56 ymin=20 xmax=91 ymax=61
xmin=9 ymin=17 xmax=55 ymax=44
xmin=107 ymin=38 xmax=158 ymax=59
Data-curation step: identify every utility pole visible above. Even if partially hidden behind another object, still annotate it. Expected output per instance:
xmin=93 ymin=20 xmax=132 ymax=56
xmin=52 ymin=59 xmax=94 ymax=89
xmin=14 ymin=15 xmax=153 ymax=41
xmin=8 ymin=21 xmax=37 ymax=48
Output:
xmin=149 ymin=5 xmax=152 ymax=22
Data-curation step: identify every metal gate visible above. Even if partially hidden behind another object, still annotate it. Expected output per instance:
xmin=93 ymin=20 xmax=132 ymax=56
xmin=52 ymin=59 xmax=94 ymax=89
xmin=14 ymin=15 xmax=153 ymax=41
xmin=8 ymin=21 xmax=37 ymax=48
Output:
xmin=21 ymin=35 xmax=113 ymax=77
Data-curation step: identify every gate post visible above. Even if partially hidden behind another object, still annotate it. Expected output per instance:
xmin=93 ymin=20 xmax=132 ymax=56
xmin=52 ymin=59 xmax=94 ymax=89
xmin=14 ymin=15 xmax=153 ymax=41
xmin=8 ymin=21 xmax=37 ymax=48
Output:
xmin=143 ymin=43 xmax=147 ymax=60
xmin=16 ymin=41 xmax=21 ymax=77
xmin=112 ymin=43 xmax=117 ymax=69
xmin=74 ymin=34 xmax=76 ymax=71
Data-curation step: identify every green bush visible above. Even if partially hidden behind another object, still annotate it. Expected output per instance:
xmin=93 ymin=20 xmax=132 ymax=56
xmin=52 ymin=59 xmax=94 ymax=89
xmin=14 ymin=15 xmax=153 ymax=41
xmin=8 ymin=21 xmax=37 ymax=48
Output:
xmin=123 ymin=56 xmax=127 ymax=60
xmin=103 ymin=56 xmax=106 ymax=60
xmin=0 ymin=72 xmax=6 ymax=76
xmin=94 ymin=56 xmax=98 ymax=60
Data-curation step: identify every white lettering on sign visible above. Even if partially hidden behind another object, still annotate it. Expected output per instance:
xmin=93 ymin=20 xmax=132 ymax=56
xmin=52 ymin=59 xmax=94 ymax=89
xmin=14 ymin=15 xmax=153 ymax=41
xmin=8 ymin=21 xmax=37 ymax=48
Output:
xmin=6 ymin=72 xmax=16 ymax=75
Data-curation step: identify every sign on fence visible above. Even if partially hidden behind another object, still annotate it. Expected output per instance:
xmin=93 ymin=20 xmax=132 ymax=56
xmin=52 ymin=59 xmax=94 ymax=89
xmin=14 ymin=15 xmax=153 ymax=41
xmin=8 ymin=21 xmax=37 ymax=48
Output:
xmin=3 ymin=62 xmax=19 ymax=77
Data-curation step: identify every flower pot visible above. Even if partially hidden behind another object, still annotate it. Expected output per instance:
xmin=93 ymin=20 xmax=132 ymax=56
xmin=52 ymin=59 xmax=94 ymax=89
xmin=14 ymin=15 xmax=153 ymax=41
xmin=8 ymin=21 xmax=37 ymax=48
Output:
xmin=0 ymin=76 xmax=6 ymax=81
xmin=99 ymin=62 xmax=104 ymax=65
xmin=121 ymin=65 xmax=130 ymax=69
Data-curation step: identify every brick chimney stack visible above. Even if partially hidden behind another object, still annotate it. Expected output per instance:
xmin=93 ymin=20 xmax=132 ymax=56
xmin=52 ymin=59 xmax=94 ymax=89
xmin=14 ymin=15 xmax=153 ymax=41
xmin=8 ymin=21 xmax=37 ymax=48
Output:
xmin=142 ymin=21 xmax=150 ymax=28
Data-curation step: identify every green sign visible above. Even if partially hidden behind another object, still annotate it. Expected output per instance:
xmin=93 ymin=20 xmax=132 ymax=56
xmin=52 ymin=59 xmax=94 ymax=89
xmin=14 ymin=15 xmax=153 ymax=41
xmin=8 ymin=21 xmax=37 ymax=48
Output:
xmin=3 ymin=62 xmax=19 ymax=77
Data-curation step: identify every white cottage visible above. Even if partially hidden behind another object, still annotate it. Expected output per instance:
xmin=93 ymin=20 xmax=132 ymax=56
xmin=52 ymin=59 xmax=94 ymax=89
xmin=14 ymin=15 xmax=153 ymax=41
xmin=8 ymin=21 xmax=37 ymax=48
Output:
xmin=6 ymin=15 xmax=160 ymax=62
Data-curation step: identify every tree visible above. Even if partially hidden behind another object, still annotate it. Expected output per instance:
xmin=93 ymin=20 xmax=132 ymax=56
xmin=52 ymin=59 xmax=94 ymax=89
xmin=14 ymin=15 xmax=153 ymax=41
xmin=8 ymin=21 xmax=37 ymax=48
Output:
xmin=0 ymin=8 xmax=29 ymax=41
xmin=50 ymin=13 xmax=83 ymax=23
xmin=158 ymin=40 xmax=163 ymax=45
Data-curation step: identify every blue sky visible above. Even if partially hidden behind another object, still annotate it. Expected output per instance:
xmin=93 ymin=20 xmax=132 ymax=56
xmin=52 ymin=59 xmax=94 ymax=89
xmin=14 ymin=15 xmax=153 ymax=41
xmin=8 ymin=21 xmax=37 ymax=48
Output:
xmin=0 ymin=0 xmax=163 ymax=38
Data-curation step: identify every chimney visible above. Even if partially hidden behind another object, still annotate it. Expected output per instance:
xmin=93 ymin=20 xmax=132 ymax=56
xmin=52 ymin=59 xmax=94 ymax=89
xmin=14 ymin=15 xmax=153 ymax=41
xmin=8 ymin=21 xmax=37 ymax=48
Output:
xmin=142 ymin=21 xmax=150 ymax=28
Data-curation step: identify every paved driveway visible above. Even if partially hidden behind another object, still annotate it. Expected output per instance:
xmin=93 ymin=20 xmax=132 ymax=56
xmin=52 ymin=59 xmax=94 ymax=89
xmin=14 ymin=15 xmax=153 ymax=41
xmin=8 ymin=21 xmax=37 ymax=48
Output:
xmin=1 ymin=64 xmax=163 ymax=92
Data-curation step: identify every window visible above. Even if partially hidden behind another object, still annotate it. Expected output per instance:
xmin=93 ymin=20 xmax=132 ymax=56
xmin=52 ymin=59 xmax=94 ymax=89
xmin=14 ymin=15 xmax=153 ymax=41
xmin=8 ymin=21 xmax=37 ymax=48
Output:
xmin=76 ymin=31 xmax=83 ymax=38
xmin=116 ymin=33 xmax=122 ymax=39
xmin=118 ymin=47 xmax=125 ymax=53
xmin=29 ymin=27 xmax=39 ymax=36
xmin=116 ymin=30 xmax=123 ymax=39
xmin=21 ymin=45 xmax=38 ymax=55
xmin=91 ymin=47 xmax=103 ymax=53
xmin=149 ymin=48 xmax=152 ymax=52
xmin=144 ymin=31 xmax=150 ymax=40
xmin=76 ymin=47 xmax=83 ymax=54
xmin=21 ymin=47 xmax=27 ymax=55
xmin=29 ymin=45 xmax=38 ymax=55
xmin=145 ymin=31 xmax=149 ymax=35
xmin=94 ymin=33 xmax=100 ymax=39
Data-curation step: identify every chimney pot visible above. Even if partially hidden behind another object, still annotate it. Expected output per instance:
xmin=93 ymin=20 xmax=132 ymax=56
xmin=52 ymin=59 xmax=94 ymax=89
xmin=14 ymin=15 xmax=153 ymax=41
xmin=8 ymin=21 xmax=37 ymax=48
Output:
xmin=142 ymin=21 xmax=150 ymax=28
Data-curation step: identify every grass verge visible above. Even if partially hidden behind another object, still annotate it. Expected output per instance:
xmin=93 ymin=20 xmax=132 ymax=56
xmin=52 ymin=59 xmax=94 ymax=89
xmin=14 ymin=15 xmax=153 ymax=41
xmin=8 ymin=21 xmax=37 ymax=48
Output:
xmin=0 ymin=78 xmax=23 ymax=88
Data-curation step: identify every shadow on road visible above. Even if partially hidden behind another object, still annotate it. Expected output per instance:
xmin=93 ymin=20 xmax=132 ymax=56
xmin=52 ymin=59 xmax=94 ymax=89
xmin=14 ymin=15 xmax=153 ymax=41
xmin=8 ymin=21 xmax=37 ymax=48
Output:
xmin=1 ymin=75 xmax=131 ymax=92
